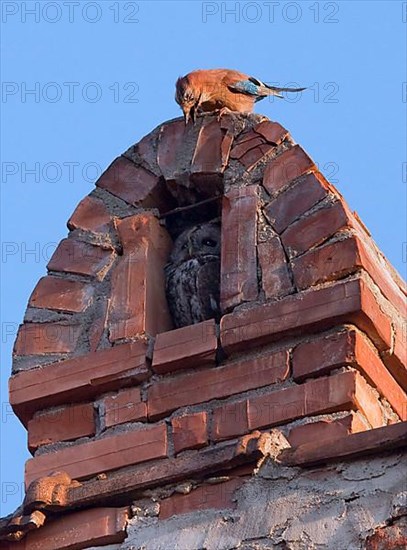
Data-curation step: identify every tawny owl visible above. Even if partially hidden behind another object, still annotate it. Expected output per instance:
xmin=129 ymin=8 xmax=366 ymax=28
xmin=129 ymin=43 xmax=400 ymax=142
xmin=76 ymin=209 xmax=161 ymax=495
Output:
xmin=165 ymin=222 xmax=221 ymax=328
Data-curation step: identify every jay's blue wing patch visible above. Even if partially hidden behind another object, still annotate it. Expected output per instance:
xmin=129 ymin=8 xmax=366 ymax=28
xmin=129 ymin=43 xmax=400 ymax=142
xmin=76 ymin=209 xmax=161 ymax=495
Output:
xmin=228 ymin=79 xmax=264 ymax=97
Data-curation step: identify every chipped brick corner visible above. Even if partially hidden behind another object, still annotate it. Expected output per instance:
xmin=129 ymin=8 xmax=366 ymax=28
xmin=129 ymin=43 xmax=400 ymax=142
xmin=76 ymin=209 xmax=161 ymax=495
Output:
xmin=2 ymin=113 xmax=406 ymax=549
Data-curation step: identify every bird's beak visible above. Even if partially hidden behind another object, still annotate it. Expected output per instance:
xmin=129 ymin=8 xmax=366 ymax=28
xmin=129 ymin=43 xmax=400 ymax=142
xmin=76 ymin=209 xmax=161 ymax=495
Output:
xmin=183 ymin=105 xmax=195 ymax=125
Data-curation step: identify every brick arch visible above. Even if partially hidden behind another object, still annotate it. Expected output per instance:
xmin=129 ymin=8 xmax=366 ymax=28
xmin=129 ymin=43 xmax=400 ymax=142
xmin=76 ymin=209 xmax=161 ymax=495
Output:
xmin=5 ymin=115 xmax=406 ymax=543
xmin=12 ymin=115 xmax=406 ymax=418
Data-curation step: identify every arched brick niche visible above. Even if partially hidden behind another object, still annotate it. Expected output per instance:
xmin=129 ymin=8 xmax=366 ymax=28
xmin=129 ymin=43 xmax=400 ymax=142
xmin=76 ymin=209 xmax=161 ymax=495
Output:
xmin=3 ymin=114 xmax=406 ymax=545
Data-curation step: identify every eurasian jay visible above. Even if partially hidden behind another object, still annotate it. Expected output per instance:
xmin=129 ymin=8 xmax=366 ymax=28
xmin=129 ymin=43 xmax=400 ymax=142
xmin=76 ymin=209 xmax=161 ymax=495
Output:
xmin=175 ymin=68 xmax=306 ymax=124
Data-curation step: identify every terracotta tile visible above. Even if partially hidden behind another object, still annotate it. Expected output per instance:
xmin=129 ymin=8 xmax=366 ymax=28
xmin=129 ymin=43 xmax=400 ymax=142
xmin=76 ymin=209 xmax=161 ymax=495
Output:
xmin=220 ymin=276 xmax=393 ymax=355
xmin=258 ymin=237 xmax=294 ymax=299
xmin=159 ymin=478 xmax=243 ymax=519
xmin=67 ymin=195 xmax=111 ymax=232
xmin=148 ymin=349 xmax=289 ymax=419
xmin=221 ymin=185 xmax=258 ymax=311
xmin=28 ymin=276 xmax=93 ymax=313
xmin=28 ymin=403 xmax=95 ymax=452
xmin=10 ymin=341 xmax=148 ymax=425
xmin=281 ymin=200 xmax=351 ymax=258
xmin=172 ymin=411 xmax=208 ymax=454
xmin=264 ymin=171 xmax=330 ymax=233
xmin=103 ymin=387 xmax=147 ymax=427
xmin=47 ymin=238 xmax=115 ymax=280
xmin=152 ymin=320 xmax=217 ymax=374
xmin=13 ymin=322 xmax=81 ymax=356
xmin=25 ymin=423 xmax=167 ymax=487
xmin=263 ymin=145 xmax=315 ymax=195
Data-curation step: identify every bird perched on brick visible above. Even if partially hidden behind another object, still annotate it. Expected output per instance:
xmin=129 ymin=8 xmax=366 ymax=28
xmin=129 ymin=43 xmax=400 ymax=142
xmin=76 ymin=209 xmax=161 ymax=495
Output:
xmin=175 ymin=68 xmax=306 ymax=124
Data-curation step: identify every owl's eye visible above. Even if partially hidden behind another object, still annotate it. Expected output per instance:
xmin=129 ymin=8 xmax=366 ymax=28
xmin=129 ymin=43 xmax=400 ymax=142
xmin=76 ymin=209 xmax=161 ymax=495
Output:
xmin=203 ymin=238 xmax=217 ymax=247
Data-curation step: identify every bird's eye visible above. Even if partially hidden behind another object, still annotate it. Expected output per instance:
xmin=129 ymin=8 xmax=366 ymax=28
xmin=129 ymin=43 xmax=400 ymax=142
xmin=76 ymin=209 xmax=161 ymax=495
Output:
xmin=203 ymin=239 xmax=217 ymax=247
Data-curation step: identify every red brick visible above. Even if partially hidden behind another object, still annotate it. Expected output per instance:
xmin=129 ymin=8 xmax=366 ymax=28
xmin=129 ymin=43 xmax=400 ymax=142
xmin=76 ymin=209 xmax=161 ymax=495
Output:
xmin=6 ymin=507 xmax=129 ymax=550
xmin=28 ymin=276 xmax=93 ymax=313
xmin=220 ymin=277 xmax=393 ymax=355
xmin=263 ymin=145 xmax=315 ymax=195
xmin=152 ymin=320 xmax=217 ymax=374
xmin=239 ymin=143 xmax=275 ymax=170
xmin=157 ymin=119 xmax=187 ymax=180
xmin=28 ymin=403 xmax=95 ymax=452
xmin=353 ymin=373 xmax=385 ymax=428
xmin=254 ymin=121 xmax=289 ymax=144
xmin=381 ymin=318 xmax=407 ymax=390
xmin=108 ymin=214 xmax=173 ymax=341
xmin=258 ymin=237 xmax=294 ymax=299
xmin=221 ymin=185 xmax=258 ymax=311
xmin=103 ymin=387 xmax=147 ymax=428
xmin=10 ymin=341 xmax=148 ymax=425
xmin=350 ymin=227 xmax=407 ymax=315
xmin=96 ymin=156 xmax=163 ymax=207
xmin=287 ymin=413 xmax=368 ymax=447
xmin=65 ymin=434 xmax=269 ymax=510
xmin=25 ymin=423 xmax=167 ymax=487
xmin=172 ymin=411 xmax=208 ymax=454
xmin=281 ymin=200 xmax=351 ymax=258
xmin=365 ymin=517 xmax=407 ymax=550
xmin=230 ymin=135 xmax=265 ymax=159
xmin=212 ymin=400 xmax=249 ymax=441
xmin=292 ymin=236 xmax=363 ymax=289
xmin=280 ymin=420 xmax=407 ymax=467
xmin=148 ymin=349 xmax=289 ymax=419
xmin=247 ymin=370 xmax=383 ymax=430
xmin=88 ymin=297 xmax=108 ymax=352
xmin=292 ymin=328 xmax=407 ymax=420
xmin=47 ymin=238 xmax=115 ymax=280
xmin=264 ymin=171 xmax=330 ymax=233
xmin=191 ymin=118 xmax=232 ymax=173
xmin=13 ymin=322 xmax=81 ymax=356
xmin=159 ymin=478 xmax=244 ymax=520
xmin=67 ymin=195 xmax=111 ymax=232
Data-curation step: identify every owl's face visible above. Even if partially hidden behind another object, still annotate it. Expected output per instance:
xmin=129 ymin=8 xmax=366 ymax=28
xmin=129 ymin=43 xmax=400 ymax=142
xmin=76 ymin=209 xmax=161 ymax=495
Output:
xmin=169 ymin=223 xmax=221 ymax=264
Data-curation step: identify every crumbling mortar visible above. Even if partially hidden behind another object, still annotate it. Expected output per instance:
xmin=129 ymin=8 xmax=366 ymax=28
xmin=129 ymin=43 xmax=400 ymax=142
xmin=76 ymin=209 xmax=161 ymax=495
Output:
xmin=12 ymin=353 xmax=69 ymax=373
xmin=90 ymin=187 xmax=142 ymax=218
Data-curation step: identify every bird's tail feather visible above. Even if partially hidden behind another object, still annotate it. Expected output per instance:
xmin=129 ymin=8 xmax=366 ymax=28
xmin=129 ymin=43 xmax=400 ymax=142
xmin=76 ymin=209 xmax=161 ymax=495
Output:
xmin=263 ymin=83 xmax=307 ymax=98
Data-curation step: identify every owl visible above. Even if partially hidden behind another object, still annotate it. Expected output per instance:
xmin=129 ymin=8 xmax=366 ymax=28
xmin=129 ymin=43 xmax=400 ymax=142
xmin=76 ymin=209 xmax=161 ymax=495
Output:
xmin=165 ymin=222 xmax=221 ymax=329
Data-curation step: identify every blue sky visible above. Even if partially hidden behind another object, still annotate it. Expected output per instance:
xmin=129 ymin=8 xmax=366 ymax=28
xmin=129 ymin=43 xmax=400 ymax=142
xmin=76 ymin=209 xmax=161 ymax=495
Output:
xmin=1 ymin=1 xmax=405 ymax=516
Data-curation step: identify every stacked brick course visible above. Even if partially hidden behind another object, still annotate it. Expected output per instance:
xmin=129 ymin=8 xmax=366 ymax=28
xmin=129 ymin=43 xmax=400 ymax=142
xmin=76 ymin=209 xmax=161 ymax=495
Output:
xmin=2 ymin=113 xmax=406 ymax=548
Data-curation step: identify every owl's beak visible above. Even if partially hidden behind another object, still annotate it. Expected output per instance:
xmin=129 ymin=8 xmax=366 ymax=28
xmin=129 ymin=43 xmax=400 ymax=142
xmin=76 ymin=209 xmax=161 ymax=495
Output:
xmin=188 ymin=243 xmax=194 ymax=258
